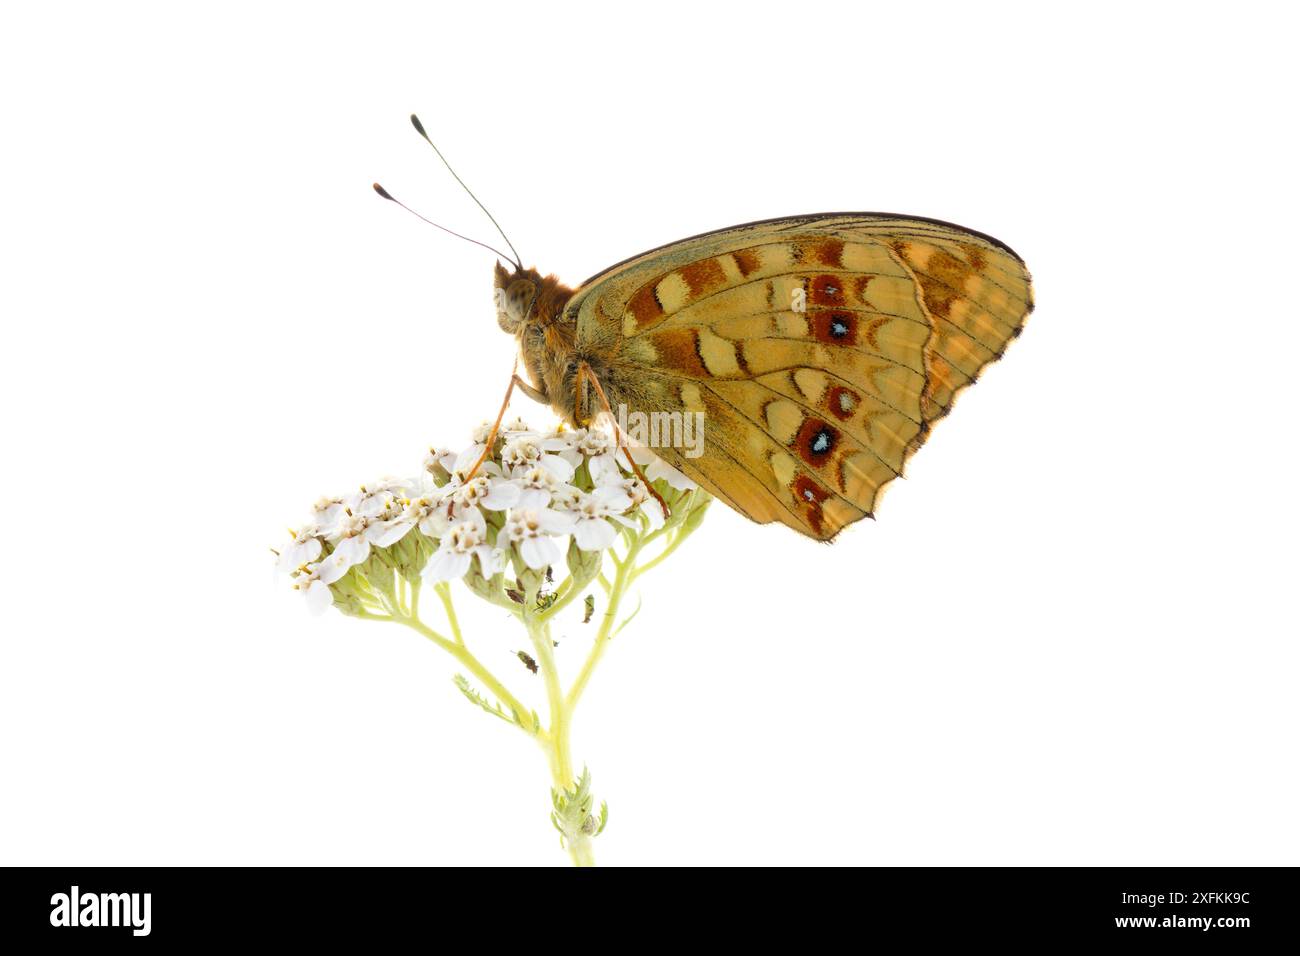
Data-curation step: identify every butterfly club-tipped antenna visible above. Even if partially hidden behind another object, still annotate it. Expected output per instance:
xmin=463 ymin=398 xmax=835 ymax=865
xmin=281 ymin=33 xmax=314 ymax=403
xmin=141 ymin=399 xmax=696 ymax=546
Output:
xmin=372 ymin=112 xmax=526 ymax=274
xmin=408 ymin=113 xmax=523 ymax=270
xmin=375 ymin=114 xmax=540 ymax=488
xmin=372 ymin=181 xmax=520 ymax=267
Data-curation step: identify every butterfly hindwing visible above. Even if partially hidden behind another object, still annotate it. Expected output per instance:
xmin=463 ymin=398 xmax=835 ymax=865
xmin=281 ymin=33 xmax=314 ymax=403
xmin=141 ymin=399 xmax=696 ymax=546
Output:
xmin=562 ymin=214 xmax=1033 ymax=540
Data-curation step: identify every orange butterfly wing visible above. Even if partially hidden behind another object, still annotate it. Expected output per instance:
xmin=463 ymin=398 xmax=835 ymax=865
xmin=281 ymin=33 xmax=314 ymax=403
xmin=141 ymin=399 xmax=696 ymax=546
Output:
xmin=562 ymin=213 xmax=1033 ymax=540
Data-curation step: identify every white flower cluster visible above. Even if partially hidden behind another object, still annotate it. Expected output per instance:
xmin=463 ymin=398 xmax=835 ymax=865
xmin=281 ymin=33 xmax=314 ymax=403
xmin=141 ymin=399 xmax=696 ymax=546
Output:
xmin=275 ymin=419 xmax=695 ymax=615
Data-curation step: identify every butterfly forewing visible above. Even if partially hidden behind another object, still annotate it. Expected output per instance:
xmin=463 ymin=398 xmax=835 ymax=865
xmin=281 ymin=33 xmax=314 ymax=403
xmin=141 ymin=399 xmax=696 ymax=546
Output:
xmin=562 ymin=214 xmax=1033 ymax=540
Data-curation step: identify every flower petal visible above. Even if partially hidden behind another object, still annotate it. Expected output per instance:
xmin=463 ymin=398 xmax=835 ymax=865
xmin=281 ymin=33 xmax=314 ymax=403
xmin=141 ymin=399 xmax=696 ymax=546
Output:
xmin=517 ymin=487 xmax=550 ymax=511
xmin=573 ymin=516 xmax=617 ymax=551
xmin=305 ymin=579 xmax=334 ymax=615
xmin=368 ymin=518 xmax=413 ymax=547
xmin=480 ymin=479 xmax=522 ymax=511
xmin=647 ymin=457 xmax=696 ymax=490
xmin=451 ymin=443 xmax=486 ymax=477
xmin=519 ymin=535 xmax=560 ymax=570
xmin=538 ymin=507 xmax=577 ymax=534
xmin=640 ymin=497 xmax=666 ymax=530
xmin=317 ymin=553 xmax=350 ymax=585
xmin=427 ymin=549 xmax=471 ymax=583
xmin=587 ymin=453 xmax=621 ymax=485
xmin=540 ymin=453 xmax=576 ymax=482
xmin=592 ymin=484 xmax=633 ymax=513
xmin=335 ymin=535 xmax=370 ymax=566
xmin=473 ymin=545 xmax=505 ymax=575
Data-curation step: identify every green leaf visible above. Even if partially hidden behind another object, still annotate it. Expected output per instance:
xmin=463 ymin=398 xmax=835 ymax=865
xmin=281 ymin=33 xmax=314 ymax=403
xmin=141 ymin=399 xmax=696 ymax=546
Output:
xmin=514 ymin=709 xmax=541 ymax=734
xmin=549 ymin=767 xmax=608 ymax=848
xmin=451 ymin=674 xmax=511 ymax=724
xmin=610 ymin=594 xmax=643 ymax=639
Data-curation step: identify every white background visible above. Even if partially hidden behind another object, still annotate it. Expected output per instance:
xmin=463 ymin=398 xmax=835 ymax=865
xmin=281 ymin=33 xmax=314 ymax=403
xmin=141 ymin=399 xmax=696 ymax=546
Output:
xmin=2 ymin=1 xmax=1296 ymax=867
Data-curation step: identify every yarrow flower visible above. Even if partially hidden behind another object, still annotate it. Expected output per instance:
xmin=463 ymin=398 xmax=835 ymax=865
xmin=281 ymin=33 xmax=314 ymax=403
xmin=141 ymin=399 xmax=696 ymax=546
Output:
xmin=448 ymin=468 xmax=521 ymax=512
xmin=276 ymin=526 xmax=322 ymax=573
xmin=427 ymin=508 xmax=503 ymax=581
xmin=501 ymin=434 xmax=575 ymax=482
xmin=275 ymin=417 xmax=705 ymax=611
xmin=289 ymin=562 xmax=332 ymax=615
xmin=567 ymin=486 xmax=635 ymax=551
xmin=503 ymin=506 xmax=573 ymax=569
xmin=577 ymin=425 xmax=622 ymax=484
xmin=275 ymin=414 xmax=712 ymax=867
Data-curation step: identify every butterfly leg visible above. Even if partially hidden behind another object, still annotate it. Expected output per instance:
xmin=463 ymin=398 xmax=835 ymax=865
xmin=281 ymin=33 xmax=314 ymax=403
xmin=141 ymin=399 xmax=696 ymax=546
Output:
xmin=512 ymin=374 xmax=548 ymax=405
xmin=461 ymin=359 xmax=524 ymax=483
xmin=575 ymin=362 xmax=671 ymax=519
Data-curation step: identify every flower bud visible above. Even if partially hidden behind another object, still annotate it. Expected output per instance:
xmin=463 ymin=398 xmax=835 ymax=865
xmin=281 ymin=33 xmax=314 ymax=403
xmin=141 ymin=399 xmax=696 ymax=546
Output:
xmin=361 ymin=552 xmax=396 ymax=595
xmin=565 ymin=537 xmax=603 ymax=591
xmin=463 ymin=560 xmax=499 ymax=603
xmin=514 ymin=564 xmax=547 ymax=598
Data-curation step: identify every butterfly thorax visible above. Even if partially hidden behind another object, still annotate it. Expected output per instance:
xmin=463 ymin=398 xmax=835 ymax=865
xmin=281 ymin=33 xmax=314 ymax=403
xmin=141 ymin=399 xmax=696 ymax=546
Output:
xmin=493 ymin=262 xmax=588 ymax=424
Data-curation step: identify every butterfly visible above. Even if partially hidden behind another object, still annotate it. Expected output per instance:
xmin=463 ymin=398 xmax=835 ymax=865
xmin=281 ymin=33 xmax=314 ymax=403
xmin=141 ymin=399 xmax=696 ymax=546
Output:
xmin=378 ymin=116 xmax=1034 ymax=541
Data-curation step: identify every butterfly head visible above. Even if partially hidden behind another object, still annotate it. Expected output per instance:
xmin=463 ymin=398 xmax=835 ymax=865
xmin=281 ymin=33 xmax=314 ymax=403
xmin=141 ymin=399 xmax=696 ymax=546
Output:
xmin=493 ymin=261 xmax=580 ymax=414
xmin=493 ymin=261 xmax=542 ymax=334
xmin=493 ymin=261 xmax=576 ymax=335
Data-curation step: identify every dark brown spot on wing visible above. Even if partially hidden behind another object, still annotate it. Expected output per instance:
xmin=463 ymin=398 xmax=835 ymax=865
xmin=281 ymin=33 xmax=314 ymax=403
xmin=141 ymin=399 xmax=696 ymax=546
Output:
xmin=678 ymin=258 xmax=727 ymax=297
xmin=626 ymin=283 xmax=663 ymax=327
xmin=891 ymin=242 xmax=976 ymax=321
xmin=791 ymin=236 xmax=844 ymax=268
xmin=648 ymin=327 xmax=708 ymax=376
xmin=811 ymin=238 xmax=844 ymax=267
xmin=794 ymin=416 xmax=839 ymax=467
xmin=825 ymin=385 xmax=859 ymax=421
xmin=732 ymin=248 xmax=761 ymax=278
xmin=917 ymin=248 xmax=976 ymax=318
xmin=810 ymin=274 xmax=846 ymax=307
xmin=959 ymin=242 xmax=987 ymax=272
xmin=809 ymin=309 xmax=857 ymax=345
xmin=791 ymin=474 xmax=829 ymax=536
xmin=793 ymin=473 xmax=829 ymax=504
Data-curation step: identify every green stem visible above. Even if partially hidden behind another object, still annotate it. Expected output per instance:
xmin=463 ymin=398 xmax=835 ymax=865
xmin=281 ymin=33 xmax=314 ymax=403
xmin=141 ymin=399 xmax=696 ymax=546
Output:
xmin=565 ymin=538 xmax=640 ymax=717
xmin=400 ymin=615 xmax=533 ymax=732
xmin=628 ymin=536 xmax=674 ymax=580
xmin=526 ymin=612 xmax=595 ymax=866
xmin=528 ymin=618 xmax=569 ymax=774
xmin=565 ymin=497 xmax=709 ymax=715
xmin=434 ymin=581 xmax=463 ymax=644
xmin=349 ymin=491 xmax=709 ymax=867
xmin=567 ymin=832 xmax=595 ymax=867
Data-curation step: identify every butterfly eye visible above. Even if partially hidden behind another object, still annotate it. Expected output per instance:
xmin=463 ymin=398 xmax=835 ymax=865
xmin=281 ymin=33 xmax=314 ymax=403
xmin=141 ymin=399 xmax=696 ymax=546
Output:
xmin=496 ymin=278 xmax=537 ymax=333
xmin=507 ymin=280 xmax=536 ymax=313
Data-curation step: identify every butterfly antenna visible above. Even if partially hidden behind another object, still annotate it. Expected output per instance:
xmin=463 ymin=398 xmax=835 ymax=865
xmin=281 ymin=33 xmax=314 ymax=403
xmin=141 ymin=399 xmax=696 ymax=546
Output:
xmin=409 ymin=113 xmax=523 ymax=270
xmin=372 ymin=183 xmax=519 ymax=265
